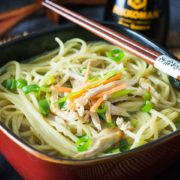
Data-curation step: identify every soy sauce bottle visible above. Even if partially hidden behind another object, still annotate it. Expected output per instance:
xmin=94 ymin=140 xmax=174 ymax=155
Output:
xmin=104 ymin=0 xmax=169 ymax=45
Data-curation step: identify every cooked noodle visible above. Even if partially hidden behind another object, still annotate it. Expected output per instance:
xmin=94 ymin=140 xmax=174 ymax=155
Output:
xmin=0 ymin=38 xmax=179 ymax=158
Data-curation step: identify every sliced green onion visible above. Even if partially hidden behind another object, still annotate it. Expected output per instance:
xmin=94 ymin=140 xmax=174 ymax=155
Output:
xmin=111 ymin=89 xmax=135 ymax=99
xmin=175 ymin=119 xmax=180 ymax=128
xmin=58 ymin=101 xmax=66 ymax=109
xmin=96 ymin=104 xmax=107 ymax=114
xmin=44 ymin=75 xmax=55 ymax=86
xmin=106 ymin=122 xmax=116 ymax=128
xmin=111 ymin=148 xmax=120 ymax=153
xmin=104 ymin=147 xmax=120 ymax=154
xmin=57 ymin=70 xmax=122 ymax=103
xmin=119 ymin=139 xmax=129 ymax=152
xmin=76 ymin=135 xmax=92 ymax=152
xmin=141 ymin=100 xmax=153 ymax=113
xmin=142 ymin=91 xmax=152 ymax=101
xmin=98 ymin=113 xmax=106 ymax=121
xmin=36 ymin=85 xmax=50 ymax=100
xmin=16 ymin=79 xmax=28 ymax=89
xmin=88 ymin=75 xmax=100 ymax=82
xmin=40 ymin=85 xmax=50 ymax=93
xmin=22 ymin=85 xmax=40 ymax=94
xmin=38 ymin=99 xmax=50 ymax=116
xmin=57 ymin=91 xmax=80 ymax=107
xmin=96 ymin=104 xmax=107 ymax=121
xmin=92 ymin=70 xmax=122 ymax=87
xmin=2 ymin=79 xmax=17 ymax=91
xmin=106 ymin=49 xmax=124 ymax=63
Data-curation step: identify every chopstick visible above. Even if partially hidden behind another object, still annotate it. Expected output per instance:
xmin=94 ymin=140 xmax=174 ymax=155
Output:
xmin=0 ymin=4 xmax=41 ymax=21
xmin=42 ymin=0 xmax=180 ymax=80
xmin=0 ymin=4 xmax=41 ymax=37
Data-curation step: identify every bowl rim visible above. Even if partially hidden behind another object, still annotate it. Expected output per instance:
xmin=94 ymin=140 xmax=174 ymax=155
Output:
xmin=1 ymin=121 xmax=179 ymax=165
xmin=0 ymin=22 xmax=179 ymax=165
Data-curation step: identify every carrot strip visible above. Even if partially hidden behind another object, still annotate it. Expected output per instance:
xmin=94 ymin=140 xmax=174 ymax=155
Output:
xmin=90 ymin=97 xmax=104 ymax=112
xmin=58 ymin=73 xmax=122 ymax=102
xmin=67 ymin=101 xmax=76 ymax=110
xmin=72 ymin=73 xmax=122 ymax=99
xmin=103 ymin=73 xmax=122 ymax=85
xmin=70 ymin=92 xmax=83 ymax=101
xmin=51 ymin=85 xmax=72 ymax=93
xmin=93 ymin=83 xmax=126 ymax=99
xmin=70 ymin=75 xmax=122 ymax=101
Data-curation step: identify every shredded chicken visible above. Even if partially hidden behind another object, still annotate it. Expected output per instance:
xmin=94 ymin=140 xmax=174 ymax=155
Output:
xmin=105 ymin=101 xmax=112 ymax=122
xmin=75 ymin=80 xmax=122 ymax=116
xmin=110 ymin=96 xmax=132 ymax=103
xmin=75 ymin=128 xmax=123 ymax=158
xmin=116 ymin=117 xmax=134 ymax=131
xmin=90 ymin=112 xmax=101 ymax=131
xmin=111 ymin=104 xmax=130 ymax=117
xmin=139 ymin=78 xmax=160 ymax=105
xmin=81 ymin=110 xmax=90 ymax=123
xmin=75 ymin=80 xmax=122 ymax=107
xmin=76 ymin=104 xmax=84 ymax=117
xmin=51 ymin=108 xmax=78 ymax=122
xmin=50 ymin=95 xmax=78 ymax=122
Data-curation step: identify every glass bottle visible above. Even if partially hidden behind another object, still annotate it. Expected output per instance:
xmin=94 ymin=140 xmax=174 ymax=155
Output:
xmin=104 ymin=0 xmax=170 ymax=45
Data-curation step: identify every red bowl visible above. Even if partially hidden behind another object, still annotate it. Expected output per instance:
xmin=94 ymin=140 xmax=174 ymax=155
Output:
xmin=0 ymin=23 xmax=180 ymax=180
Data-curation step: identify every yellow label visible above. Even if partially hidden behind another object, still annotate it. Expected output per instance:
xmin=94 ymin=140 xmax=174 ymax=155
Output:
xmin=113 ymin=5 xmax=159 ymax=20
xmin=118 ymin=19 xmax=151 ymax=30
xmin=127 ymin=0 xmax=147 ymax=10
xmin=112 ymin=0 xmax=160 ymax=31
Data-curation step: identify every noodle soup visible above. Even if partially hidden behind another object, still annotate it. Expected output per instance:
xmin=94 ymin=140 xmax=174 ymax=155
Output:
xmin=0 ymin=38 xmax=179 ymax=159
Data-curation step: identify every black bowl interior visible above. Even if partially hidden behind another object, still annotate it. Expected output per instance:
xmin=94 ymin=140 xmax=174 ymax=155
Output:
xmin=0 ymin=22 xmax=174 ymax=65
xmin=0 ymin=22 xmax=179 ymax=163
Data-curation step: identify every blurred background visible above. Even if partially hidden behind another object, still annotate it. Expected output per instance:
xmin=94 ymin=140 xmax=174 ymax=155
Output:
xmin=0 ymin=0 xmax=180 ymax=179
xmin=0 ymin=0 xmax=180 ymax=48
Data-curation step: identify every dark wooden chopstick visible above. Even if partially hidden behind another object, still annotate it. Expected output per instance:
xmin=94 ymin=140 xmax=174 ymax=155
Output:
xmin=43 ymin=0 xmax=159 ymax=63
xmin=42 ymin=0 xmax=180 ymax=80
xmin=0 ymin=4 xmax=40 ymax=21
xmin=0 ymin=4 xmax=41 ymax=37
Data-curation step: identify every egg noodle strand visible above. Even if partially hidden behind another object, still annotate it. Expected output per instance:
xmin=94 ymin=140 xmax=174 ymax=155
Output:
xmin=0 ymin=38 xmax=179 ymax=158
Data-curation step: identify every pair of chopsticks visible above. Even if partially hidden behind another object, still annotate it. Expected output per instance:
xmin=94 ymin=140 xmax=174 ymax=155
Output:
xmin=0 ymin=3 xmax=41 ymax=37
xmin=42 ymin=0 xmax=180 ymax=81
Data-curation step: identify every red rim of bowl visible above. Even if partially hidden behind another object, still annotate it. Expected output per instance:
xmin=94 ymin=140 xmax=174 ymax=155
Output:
xmin=0 ymin=23 xmax=179 ymax=165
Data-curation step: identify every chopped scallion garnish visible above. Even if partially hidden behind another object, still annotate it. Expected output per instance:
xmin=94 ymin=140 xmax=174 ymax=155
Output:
xmin=106 ymin=49 xmax=124 ymax=63
xmin=141 ymin=100 xmax=153 ymax=113
xmin=22 ymin=85 xmax=40 ymax=94
xmin=98 ymin=113 xmax=106 ymax=121
xmin=38 ymin=99 xmax=50 ymax=116
xmin=106 ymin=122 xmax=116 ymax=128
xmin=119 ymin=139 xmax=129 ymax=152
xmin=96 ymin=104 xmax=107 ymax=114
xmin=96 ymin=104 xmax=107 ymax=121
xmin=76 ymin=135 xmax=92 ymax=152
xmin=142 ymin=91 xmax=152 ymax=101
xmin=44 ymin=75 xmax=55 ymax=86
xmin=16 ymin=79 xmax=28 ymax=89
xmin=2 ymin=79 xmax=17 ymax=91
xmin=111 ymin=89 xmax=135 ymax=99
xmin=58 ymin=101 xmax=66 ymax=109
